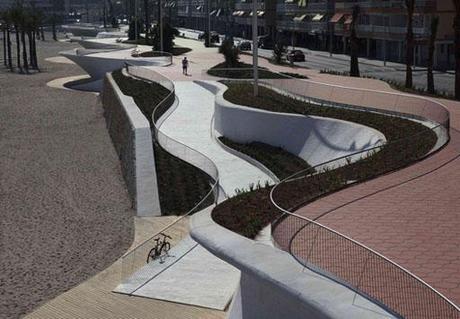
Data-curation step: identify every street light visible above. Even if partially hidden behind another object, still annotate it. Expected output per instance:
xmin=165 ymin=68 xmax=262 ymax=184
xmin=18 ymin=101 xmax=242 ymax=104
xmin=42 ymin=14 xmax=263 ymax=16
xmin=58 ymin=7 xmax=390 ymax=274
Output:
xmin=252 ymin=0 xmax=258 ymax=96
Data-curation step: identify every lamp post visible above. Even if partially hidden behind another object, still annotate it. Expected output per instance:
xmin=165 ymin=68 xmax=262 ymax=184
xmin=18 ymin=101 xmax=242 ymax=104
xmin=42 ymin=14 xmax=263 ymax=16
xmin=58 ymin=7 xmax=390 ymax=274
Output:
xmin=252 ymin=0 xmax=258 ymax=96
xmin=207 ymin=0 xmax=211 ymax=46
xmin=135 ymin=0 xmax=139 ymax=42
xmin=160 ymin=0 xmax=164 ymax=51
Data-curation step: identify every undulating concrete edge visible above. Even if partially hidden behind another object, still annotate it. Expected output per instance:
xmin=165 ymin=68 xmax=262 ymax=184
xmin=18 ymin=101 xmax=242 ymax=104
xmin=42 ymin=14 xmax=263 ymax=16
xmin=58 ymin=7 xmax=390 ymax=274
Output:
xmin=210 ymin=81 xmax=387 ymax=167
xmin=190 ymin=210 xmax=397 ymax=319
xmin=195 ymin=80 xmax=280 ymax=184
xmin=101 ymin=73 xmax=161 ymax=216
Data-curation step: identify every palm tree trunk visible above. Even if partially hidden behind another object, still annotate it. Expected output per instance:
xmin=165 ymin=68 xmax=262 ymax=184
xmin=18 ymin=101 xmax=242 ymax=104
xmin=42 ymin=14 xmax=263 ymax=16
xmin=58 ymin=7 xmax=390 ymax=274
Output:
xmin=144 ymin=0 xmax=150 ymax=41
xmin=21 ymin=30 xmax=28 ymax=72
xmin=349 ymin=6 xmax=360 ymax=77
xmin=405 ymin=0 xmax=414 ymax=89
xmin=32 ymin=30 xmax=38 ymax=70
xmin=52 ymin=16 xmax=57 ymax=41
xmin=454 ymin=13 xmax=460 ymax=100
xmin=6 ymin=25 xmax=12 ymax=69
xmin=427 ymin=16 xmax=439 ymax=94
xmin=28 ymin=30 xmax=34 ymax=68
xmin=15 ymin=24 xmax=21 ymax=70
xmin=2 ymin=27 xmax=7 ymax=67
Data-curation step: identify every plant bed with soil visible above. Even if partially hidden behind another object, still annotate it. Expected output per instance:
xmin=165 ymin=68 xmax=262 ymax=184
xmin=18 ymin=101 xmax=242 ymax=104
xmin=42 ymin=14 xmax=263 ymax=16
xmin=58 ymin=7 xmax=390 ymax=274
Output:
xmin=112 ymin=69 xmax=214 ymax=215
xmin=207 ymin=61 xmax=289 ymax=79
xmin=138 ymin=47 xmax=192 ymax=57
xmin=212 ymin=81 xmax=438 ymax=239
xmin=219 ymin=136 xmax=312 ymax=180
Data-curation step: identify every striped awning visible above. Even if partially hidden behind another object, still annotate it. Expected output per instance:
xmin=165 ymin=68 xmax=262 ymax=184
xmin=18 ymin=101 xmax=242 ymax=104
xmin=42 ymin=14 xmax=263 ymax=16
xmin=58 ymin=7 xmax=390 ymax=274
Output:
xmin=312 ymin=14 xmax=324 ymax=22
xmin=344 ymin=15 xmax=353 ymax=25
xmin=330 ymin=13 xmax=345 ymax=23
xmin=293 ymin=14 xmax=307 ymax=22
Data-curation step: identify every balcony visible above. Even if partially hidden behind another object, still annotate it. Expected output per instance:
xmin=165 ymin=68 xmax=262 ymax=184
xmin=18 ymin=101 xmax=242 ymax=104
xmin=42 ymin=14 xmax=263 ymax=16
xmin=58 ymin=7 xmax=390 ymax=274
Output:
xmin=336 ymin=0 xmax=436 ymax=11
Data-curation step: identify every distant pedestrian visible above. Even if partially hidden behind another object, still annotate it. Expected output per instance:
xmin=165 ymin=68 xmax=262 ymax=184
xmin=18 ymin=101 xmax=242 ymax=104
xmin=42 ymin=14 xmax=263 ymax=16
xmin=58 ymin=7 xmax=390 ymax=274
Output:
xmin=182 ymin=57 xmax=189 ymax=75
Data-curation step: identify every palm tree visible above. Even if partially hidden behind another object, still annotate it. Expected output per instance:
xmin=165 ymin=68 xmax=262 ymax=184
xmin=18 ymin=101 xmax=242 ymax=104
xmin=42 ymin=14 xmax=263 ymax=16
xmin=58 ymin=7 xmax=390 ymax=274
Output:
xmin=427 ymin=16 xmax=439 ymax=94
xmin=144 ymin=0 xmax=150 ymax=40
xmin=10 ymin=4 xmax=22 ymax=71
xmin=20 ymin=7 xmax=29 ymax=72
xmin=1 ymin=11 xmax=8 ymax=67
xmin=453 ymin=0 xmax=460 ymax=99
xmin=4 ymin=10 xmax=13 ymax=70
xmin=349 ymin=5 xmax=360 ymax=77
xmin=405 ymin=0 xmax=415 ymax=89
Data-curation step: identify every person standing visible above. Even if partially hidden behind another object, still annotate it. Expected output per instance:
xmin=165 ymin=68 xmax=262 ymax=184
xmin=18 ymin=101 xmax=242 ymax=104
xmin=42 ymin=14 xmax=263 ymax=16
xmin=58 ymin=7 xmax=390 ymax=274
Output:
xmin=182 ymin=57 xmax=189 ymax=75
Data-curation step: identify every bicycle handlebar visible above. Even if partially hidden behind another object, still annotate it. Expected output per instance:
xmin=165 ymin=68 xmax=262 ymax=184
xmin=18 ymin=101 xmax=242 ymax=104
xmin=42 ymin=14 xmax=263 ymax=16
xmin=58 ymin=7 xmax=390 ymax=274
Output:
xmin=160 ymin=233 xmax=172 ymax=239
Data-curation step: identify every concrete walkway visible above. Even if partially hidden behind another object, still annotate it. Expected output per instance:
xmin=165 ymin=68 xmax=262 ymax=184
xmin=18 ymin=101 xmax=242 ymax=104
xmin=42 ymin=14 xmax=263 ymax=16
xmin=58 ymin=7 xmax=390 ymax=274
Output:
xmin=163 ymin=81 xmax=272 ymax=194
xmin=114 ymin=80 xmax=273 ymax=309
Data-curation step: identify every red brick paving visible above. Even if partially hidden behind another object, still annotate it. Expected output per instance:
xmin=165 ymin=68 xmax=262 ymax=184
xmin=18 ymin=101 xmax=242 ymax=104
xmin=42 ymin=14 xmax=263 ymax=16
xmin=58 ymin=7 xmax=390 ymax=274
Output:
xmin=164 ymin=40 xmax=460 ymax=308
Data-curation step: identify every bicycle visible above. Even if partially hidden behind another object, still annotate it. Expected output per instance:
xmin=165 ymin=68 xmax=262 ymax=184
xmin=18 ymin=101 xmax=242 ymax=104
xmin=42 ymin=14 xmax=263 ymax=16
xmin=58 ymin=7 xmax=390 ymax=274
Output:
xmin=146 ymin=233 xmax=172 ymax=264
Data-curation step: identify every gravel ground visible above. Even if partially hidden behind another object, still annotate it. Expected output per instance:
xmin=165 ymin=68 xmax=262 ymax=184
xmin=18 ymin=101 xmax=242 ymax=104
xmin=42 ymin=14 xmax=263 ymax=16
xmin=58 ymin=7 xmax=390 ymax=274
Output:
xmin=0 ymin=36 xmax=135 ymax=318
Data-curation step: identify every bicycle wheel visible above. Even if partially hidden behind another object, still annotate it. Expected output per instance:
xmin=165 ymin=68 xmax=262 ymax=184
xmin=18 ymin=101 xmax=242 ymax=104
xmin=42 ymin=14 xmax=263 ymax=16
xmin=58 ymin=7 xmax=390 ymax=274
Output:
xmin=164 ymin=242 xmax=171 ymax=253
xmin=146 ymin=248 xmax=156 ymax=263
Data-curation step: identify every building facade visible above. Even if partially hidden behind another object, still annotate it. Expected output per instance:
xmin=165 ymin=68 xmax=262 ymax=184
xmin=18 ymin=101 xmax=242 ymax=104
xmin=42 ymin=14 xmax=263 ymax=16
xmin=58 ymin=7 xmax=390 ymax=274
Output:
xmin=332 ymin=0 xmax=455 ymax=69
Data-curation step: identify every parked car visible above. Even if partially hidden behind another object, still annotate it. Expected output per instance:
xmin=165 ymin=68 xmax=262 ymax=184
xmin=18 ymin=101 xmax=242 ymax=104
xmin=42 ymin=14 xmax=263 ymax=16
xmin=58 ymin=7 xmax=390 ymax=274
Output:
xmin=238 ymin=41 xmax=252 ymax=51
xmin=198 ymin=31 xmax=220 ymax=43
xmin=287 ymin=49 xmax=305 ymax=62
xmin=257 ymin=35 xmax=274 ymax=49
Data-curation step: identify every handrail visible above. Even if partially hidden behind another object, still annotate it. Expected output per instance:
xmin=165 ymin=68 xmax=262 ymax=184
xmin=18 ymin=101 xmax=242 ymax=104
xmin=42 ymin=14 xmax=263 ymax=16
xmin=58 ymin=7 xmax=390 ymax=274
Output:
xmin=256 ymin=79 xmax=458 ymax=317
xmin=118 ymin=64 xmax=220 ymax=288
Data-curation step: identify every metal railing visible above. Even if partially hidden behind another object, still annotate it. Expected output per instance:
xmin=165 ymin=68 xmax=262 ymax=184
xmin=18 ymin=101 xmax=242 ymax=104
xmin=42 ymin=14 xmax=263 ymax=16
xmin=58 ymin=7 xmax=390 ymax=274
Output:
xmin=255 ymin=78 xmax=458 ymax=317
xmin=119 ymin=64 xmax=220 ymax=289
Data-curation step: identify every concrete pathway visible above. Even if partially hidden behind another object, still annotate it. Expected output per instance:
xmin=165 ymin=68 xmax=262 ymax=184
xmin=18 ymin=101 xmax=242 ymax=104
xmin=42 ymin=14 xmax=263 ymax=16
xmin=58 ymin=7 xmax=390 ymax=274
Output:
xmin=163 ymin=81 xmax=272 ymax=194
xmin=115 ymin=80 xmax=273 ymax=309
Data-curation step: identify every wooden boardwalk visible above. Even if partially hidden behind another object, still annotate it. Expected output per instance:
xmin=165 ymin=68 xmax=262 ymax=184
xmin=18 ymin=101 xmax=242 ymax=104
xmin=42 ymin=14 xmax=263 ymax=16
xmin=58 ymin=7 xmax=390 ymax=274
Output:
xmin=26 ymin=216 xmax=226 ymax=319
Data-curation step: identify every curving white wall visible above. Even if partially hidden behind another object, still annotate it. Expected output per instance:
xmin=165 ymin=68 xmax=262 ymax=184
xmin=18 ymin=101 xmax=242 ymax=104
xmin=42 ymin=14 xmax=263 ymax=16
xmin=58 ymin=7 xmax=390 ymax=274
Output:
xmin=190 ymin=210 xmax=396 ymax=319
xmin=101 ymin=73 xmax=161 ymax=216
xmin=213 ymin=85 xmax=386 ymax=167
xmin=60 ymin=49 xmax=171 ymax=81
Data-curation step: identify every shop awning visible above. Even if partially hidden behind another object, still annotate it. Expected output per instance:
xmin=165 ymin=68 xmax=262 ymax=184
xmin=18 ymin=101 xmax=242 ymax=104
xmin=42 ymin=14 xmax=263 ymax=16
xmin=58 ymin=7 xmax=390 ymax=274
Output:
xmin=196 ymin=5 xmax=202 ymax=10
xmin=293 ymin=14 xmax=307 ymax=22
xmin=298 ymin=0 xmax=307 ymax=7
xmin=209 ymin=9 xmax=217 ymax=16
xmin=344 ymin=15 xmax=353 ymax=25
xmin=285 ymin=0 xmax=295 ymax=3
xmin=312 ymin=14 xmax=324 ymax=22
xmin=232 ymin=10 xmax=239 ymax=16
xmin=258 ymin=11 xmax=265 ymax=17
xmin=216 ymin=8 xmax=222 ymax=16
xmin=330 ymin=13 xmax=345 ymax=23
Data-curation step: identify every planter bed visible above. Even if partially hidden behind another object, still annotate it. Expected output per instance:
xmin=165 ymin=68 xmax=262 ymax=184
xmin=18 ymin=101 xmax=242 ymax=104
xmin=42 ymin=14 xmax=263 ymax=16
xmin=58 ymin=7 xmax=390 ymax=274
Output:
xmin=218 ymin=136 xmax=312 ymax=180
xmin=207 ymin=62 xmax=289 ymax=79
xmin=112 ymin=69 xmax=214 ymax=215
xmin=212 ymin=82 xmax=438 ymax=238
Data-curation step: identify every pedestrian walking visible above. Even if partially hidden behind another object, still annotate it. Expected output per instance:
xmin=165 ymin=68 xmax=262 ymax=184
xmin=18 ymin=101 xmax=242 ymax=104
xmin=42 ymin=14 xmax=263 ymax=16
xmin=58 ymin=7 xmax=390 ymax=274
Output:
xmin=182 ymin=57 xmax=189 ymax=75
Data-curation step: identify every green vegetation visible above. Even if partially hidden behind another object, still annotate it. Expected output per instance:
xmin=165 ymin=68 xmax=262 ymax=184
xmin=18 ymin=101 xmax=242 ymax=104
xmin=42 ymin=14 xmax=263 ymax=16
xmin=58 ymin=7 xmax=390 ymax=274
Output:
xmin=138 ymin=47 xmax=192 ymax=57
xmin=219 ymin=137 xmax=312 ymax=180
xmin=212 ymin=82 xmax=438 ymax=238
xmin=112 ymin=69 xmax=214 ymax=215
xmin=207 ymin=62 xmax=289 ymax=79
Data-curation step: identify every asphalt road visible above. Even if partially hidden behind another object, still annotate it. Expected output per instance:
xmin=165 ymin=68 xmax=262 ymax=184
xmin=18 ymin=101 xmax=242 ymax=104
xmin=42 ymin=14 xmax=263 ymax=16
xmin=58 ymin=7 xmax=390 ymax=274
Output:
xmin=176 ymin=28 xmax=455 ymax=96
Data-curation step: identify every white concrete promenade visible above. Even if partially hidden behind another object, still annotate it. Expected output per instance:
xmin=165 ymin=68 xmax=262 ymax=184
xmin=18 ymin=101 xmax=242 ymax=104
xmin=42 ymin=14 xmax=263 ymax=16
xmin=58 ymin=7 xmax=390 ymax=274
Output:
xmin=115 ymin=81 xmax=274 ymax=310
xmin=161 ymin=81 xmax=273 ymax=195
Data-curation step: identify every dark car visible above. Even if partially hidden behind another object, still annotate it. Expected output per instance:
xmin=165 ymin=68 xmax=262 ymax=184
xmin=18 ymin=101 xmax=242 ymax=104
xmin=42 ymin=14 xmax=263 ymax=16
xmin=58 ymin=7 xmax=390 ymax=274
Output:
xmin=287 ymin=49 xmax=306 ymax=62
xmin=238 ymin=41 xmax=252 ymax=51
xmin=257 ymin=35 xmax=274 ymax=49
xmin=199 ymin=31 xmax=220 ymax=43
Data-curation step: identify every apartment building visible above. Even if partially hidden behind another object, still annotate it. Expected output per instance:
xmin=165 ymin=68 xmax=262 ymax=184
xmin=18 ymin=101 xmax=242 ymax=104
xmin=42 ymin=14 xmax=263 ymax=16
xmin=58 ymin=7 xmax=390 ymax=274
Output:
xmin=332 ymin=0 xmax=455 ymax=69
xmin=276 ymin=0 xmax=335 ymax=50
